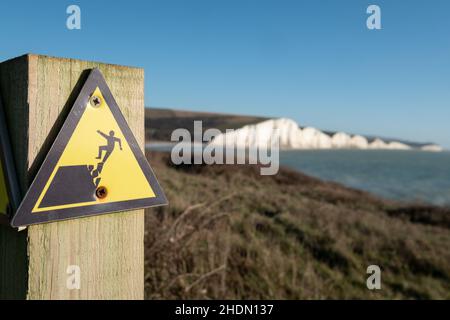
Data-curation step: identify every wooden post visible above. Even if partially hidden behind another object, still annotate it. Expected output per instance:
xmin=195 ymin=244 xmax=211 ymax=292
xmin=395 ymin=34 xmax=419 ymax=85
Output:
xmin=0 ymin=54 xmax=145 ymax=299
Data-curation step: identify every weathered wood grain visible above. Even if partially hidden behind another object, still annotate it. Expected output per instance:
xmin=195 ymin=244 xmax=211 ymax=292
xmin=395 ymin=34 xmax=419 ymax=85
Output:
xmin=0 ymin=54 xmax=145 ymax=299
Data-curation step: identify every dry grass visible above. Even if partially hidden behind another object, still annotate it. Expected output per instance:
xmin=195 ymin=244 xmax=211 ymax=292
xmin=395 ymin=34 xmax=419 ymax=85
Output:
xmin=144 ymin=152 xmax=450 ymax=299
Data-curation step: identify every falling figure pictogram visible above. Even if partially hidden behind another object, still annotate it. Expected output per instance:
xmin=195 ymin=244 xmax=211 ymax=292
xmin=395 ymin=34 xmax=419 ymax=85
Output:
xmin=91 ymin=129 xmax=121 ymax=187
xmin=96 ymin=130 xmax=122 ymax=163
xmin=39 ymin=128 xmax=122 ymax=208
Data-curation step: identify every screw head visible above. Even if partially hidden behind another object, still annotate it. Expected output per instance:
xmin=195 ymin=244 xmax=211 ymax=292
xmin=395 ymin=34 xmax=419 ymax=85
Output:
xmin=90 ymin=95 xmax=102 ymax=108
xmin=96 ymin=186 xmax=108 ymax=199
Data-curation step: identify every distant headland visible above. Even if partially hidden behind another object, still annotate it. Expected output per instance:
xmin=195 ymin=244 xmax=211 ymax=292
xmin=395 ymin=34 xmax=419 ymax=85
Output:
xmin=145 ymin=108 xmax=443 ymax=152
xmin=210 ymin=118 xmax=443 ymax=151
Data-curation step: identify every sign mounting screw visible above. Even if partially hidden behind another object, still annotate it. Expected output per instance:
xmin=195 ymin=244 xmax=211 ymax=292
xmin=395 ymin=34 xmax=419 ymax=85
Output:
xmin=90 ymin=95 xmax=102 ymax=108
xmin=95 ymin=186 xmax=108 ymax=199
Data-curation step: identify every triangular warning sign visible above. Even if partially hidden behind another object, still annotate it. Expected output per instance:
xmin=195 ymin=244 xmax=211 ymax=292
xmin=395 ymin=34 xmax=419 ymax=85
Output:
xmin=11 ymin=69 xmax=167 ymax=227
xmin=0 ymin=92 xmax=21 ymax=224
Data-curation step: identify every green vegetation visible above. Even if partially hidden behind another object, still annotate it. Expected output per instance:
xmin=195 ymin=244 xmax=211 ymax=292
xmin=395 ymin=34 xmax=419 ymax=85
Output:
xmin=145 ymin=152 xmax=450 ymax=299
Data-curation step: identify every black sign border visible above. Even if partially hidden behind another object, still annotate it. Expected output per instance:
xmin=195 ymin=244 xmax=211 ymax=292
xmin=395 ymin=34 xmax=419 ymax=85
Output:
xmin=11 ymin=68 xmax=168 ymax=227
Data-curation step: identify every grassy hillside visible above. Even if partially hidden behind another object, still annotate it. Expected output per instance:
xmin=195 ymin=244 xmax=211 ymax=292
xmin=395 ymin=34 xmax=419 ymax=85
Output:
xmin=144 ymin=151 xmax=450 ymax=299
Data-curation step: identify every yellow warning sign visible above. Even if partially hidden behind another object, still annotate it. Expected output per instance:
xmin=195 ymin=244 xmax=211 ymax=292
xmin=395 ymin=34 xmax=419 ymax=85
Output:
xmin=11 ymin=69 xmax=167 ymax=227
xmin=33 ymin=87 xmax=155 ymax=212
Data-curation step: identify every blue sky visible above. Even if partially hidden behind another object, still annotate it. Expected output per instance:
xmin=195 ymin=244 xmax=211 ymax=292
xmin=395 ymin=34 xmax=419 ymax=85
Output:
xmin=1 ymin=1 xmax=449 ymax=147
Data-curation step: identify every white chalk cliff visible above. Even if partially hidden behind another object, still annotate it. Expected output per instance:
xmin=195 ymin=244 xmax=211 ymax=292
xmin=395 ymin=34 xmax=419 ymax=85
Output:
xmin=210 ymin=118 xmax=443 ymax=151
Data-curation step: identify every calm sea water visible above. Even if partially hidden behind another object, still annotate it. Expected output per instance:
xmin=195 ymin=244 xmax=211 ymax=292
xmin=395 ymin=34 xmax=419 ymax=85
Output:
xmin=148 ymin=144 xmax=450 ymax=206
xmin=280 ymin=150 xmax=450 ymax=207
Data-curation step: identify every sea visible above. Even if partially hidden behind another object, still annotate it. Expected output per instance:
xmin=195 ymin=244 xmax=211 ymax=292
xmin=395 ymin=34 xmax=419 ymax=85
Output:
xmin=148 ymin=143 xmax=450 ymax=207
xmin=280 ymin=150 xmax=450 ymax=207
